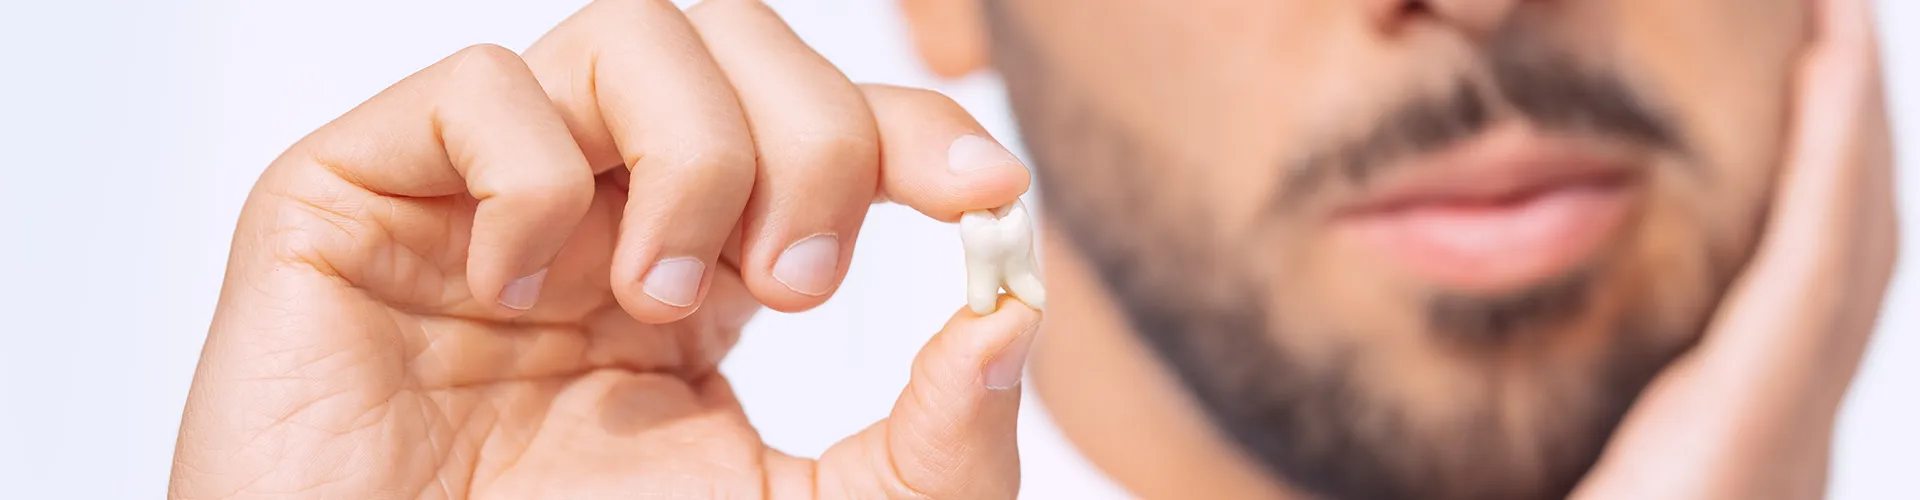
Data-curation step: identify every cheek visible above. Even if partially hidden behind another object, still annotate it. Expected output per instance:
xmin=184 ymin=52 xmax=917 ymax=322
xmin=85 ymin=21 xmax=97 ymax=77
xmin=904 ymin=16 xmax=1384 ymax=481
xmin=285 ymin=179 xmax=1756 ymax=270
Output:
xmin=1595 ymin=172 xmax=1734 ymax=371
xmin=1610 ymin=0 xmax=1803 ymax=252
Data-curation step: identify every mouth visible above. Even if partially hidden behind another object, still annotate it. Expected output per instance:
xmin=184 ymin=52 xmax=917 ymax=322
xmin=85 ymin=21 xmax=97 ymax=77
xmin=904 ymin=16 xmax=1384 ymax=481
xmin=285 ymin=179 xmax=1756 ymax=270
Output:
xmin=1332 ymin=124 xmax=1642 ymax=294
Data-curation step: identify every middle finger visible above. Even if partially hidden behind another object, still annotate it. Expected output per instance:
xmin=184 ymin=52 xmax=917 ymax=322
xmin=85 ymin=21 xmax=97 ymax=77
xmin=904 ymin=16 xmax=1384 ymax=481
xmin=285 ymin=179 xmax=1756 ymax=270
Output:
xmin=523 ymin=0 xmax=760 ymax=323
xmin=687 ymin=0 xmax=883 ymax=312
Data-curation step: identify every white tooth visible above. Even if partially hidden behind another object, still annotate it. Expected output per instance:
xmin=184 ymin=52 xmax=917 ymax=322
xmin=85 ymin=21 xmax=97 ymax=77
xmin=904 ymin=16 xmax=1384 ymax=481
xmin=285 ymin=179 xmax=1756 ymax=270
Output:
xmin=959 ymin=209 xmax=1007 ymax=315
xmin=959 ymin=199 xmax=1046 ymax=314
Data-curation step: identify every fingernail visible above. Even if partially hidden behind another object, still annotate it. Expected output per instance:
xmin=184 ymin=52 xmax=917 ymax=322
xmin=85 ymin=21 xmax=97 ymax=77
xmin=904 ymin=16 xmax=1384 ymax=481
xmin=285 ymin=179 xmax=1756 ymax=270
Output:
xmin=772 ymin=234 xmax=840 ymax=296
xmin=642 ymin=257 xmax=705 ymax=307
xmin=947 ymin=135 xmax=1022 ymax=174
xmin=500 ymin=269 xmax=548 ymax=311
xmin=983 ymin=321 xmax=1041 ymax=390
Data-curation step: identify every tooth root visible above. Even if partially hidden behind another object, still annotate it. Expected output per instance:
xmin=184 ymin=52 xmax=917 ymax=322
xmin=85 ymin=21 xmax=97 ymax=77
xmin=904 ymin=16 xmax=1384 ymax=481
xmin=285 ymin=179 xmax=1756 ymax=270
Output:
xmin=1000 ymin=200 xmax=1045 ymax=312
xmin=958 ymin=200 xmax=1046 ymax=315
xmin=1003 ymin=267 xmax=1046 ymax=311
xmin=966 ymin=258 xmax=1004 ymax=315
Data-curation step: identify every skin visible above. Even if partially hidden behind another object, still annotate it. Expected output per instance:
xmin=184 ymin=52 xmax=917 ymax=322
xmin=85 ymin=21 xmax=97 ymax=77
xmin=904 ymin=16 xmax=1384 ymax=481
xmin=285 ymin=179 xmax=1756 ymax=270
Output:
xmin=973 ymin=0 xmax=1794 ymax=498
xmin=173 ymin=0 xmax=1896 ymax=499
xmin=902 ymin=0 xmax=1893 ymax=497
xmin=172 ymin=1 xmax=1041 ymax=498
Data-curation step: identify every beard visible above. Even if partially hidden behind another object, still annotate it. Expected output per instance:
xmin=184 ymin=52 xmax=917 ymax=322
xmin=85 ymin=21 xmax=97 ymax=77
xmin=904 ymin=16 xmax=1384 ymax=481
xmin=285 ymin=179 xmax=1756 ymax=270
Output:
xmin=985 ymin=4 xmax=1728 ymax=499
xmin=1050 ymin=231 xmax=1690 ymax=499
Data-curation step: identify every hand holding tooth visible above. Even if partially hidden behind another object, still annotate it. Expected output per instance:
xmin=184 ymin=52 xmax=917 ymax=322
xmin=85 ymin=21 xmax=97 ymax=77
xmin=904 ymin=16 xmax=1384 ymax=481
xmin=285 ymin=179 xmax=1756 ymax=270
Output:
xmin=960 ymin=199 xmax=1046 ymax=315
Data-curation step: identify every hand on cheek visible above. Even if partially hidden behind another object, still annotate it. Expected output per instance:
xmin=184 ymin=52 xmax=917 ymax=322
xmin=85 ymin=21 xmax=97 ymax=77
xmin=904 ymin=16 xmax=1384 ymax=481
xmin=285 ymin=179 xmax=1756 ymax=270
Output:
xmin=1573 ymin=1 xmax=1897 ymax=498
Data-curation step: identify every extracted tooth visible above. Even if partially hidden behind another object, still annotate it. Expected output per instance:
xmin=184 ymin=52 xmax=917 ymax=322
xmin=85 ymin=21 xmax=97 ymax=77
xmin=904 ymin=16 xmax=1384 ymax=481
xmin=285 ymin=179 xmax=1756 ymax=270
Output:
xmin=959 ymin=199 xmax=1046 ymax=315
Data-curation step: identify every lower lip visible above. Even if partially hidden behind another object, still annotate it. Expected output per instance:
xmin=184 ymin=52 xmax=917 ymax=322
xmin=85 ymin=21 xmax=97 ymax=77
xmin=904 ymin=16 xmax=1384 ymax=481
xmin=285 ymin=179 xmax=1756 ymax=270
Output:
xmin=1336 ymin=181 xmax=1634 ymax=293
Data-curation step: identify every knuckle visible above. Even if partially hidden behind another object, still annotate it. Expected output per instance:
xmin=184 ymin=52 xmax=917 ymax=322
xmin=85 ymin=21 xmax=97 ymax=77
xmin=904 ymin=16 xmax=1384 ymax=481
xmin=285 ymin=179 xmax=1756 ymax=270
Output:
xmin=693 ymin=147 xmax=761 ymax=185
xmin=865 ymin=84 xmax=964 ymax=112
xmin=687 ymin=0 xmax=779 ymax=21
xmin=778 ymin=132 xmax=880 ymax=172
xmin=513 ymin=176 xmax=594 ymax=209
xmin=585 ymin=0 xmax=681 ymax=23
xmin=441 ymin=44 xmax=536 ymax=91
xmin=906 ymin=87 xmax=965 ymax=111
xmin=485 ymin=173 xmax=593 ymax=217
xmin=446 ymin=43 xmax=527 ymax=77
xmin=631 ymin=143 xmax=759 ymax=187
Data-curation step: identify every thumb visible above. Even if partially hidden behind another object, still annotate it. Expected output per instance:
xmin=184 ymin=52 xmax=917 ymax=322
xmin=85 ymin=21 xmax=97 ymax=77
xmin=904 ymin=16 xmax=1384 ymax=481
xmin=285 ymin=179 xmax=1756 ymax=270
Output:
xmin=817 ymin=296 xmax=1042 ymax=499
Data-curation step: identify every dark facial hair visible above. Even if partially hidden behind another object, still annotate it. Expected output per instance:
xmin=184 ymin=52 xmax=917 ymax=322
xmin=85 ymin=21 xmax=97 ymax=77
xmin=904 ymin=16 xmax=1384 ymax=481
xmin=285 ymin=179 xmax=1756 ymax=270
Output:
xmin=987 ymin=5 xmax=1710 ymax=500
xmin=1270 ymin=41 xmax=1688 ymax=208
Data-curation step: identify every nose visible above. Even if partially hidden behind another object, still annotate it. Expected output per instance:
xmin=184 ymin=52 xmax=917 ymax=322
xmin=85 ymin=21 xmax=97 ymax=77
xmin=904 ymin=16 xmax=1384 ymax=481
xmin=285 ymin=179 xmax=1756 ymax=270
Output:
xmin=1367 ymin=0 xmax=1538 ymax=37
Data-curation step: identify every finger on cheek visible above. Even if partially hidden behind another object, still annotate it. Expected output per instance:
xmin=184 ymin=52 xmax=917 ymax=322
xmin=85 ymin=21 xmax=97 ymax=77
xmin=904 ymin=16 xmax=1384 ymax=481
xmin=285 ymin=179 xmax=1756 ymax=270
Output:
xmin=1749 ymin=0 xmax=1884 ymax=270
xmin=864 ymin=84 xmax=1033 ymax=222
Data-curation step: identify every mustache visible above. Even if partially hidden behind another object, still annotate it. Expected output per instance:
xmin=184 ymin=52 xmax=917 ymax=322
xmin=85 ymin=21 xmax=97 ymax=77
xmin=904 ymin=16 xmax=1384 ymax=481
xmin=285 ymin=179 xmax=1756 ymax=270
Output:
xmin=1274 ymin=33 xmax=1689 ymax=207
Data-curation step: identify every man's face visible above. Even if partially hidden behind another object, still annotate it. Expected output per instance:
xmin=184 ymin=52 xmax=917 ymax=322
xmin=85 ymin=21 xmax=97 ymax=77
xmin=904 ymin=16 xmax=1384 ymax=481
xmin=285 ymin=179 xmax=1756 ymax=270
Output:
xmin=987 ymin=1 xmax=1806 ymax=498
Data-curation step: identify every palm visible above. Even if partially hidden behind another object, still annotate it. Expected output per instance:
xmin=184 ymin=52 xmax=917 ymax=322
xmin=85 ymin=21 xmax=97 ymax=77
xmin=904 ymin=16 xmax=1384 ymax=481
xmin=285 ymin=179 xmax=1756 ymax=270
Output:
xmin=191 ymin=170 xmax=824 ymax=498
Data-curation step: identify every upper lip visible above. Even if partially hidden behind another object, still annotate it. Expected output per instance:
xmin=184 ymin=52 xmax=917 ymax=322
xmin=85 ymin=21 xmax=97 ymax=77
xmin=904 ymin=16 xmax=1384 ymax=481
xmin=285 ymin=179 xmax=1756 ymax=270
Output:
xmin=1339 ymin=127 xmax=1642 ymax=216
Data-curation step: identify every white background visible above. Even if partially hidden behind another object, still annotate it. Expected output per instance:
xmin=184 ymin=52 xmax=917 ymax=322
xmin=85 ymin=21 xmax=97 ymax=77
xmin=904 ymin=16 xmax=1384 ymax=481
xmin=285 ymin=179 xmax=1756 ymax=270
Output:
xmin=0 ymin=1 xmax=1911 ymax=498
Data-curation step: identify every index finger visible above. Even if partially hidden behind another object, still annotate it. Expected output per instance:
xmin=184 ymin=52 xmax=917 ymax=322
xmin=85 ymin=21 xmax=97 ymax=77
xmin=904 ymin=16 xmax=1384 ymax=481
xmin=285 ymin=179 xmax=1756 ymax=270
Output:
xmin=1705 ymin=0 xmax=1894 ymax=357
xmin=862 ymin=84 xmax=1035 ymax=222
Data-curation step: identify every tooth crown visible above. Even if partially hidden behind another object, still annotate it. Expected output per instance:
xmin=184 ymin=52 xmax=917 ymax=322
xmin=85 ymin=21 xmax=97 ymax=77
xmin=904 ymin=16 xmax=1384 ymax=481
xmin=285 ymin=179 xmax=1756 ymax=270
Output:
xmin=959 ymin=200 xmax=1046 ymax=315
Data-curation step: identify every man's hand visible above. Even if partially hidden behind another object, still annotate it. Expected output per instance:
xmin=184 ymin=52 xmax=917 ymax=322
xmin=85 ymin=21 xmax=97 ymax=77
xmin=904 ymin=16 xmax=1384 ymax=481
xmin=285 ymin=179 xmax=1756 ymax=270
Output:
xmin=1575 ymin=0 xmax=1898 ymax=497
xmin=170 ymin=1 xmax=1039 ymax=498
